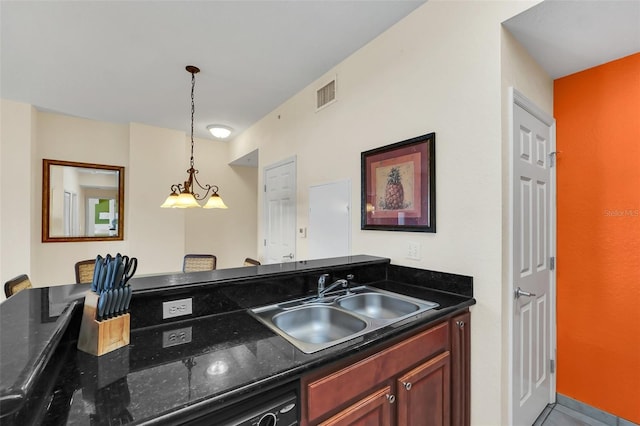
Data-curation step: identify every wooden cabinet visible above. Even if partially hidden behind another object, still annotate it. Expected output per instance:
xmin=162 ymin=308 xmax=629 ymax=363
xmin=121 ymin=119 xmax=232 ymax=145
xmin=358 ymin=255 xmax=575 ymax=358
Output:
xmin=302 ymin=314 xmax=468 ymax=426
xmin=450 ymin=311 xmax=471 ymax=426
xmin=302 ymin=312 xmax=471 ymax=426
xmin=319 ymin=386 xmax=394 ymax=426
xmin=397 ymin=351 xmax=450 ymax=426
xmin=320 ymin=352 xmax=451 ymax=426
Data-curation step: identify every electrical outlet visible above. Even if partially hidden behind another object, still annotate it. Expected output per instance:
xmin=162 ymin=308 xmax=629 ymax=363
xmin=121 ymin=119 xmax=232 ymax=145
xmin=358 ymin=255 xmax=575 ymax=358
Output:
xmin=407 ymin=242 xmax=421 ymax=260
xmin=162 ymin=326 xmax=193 ymax=348
xmin=162 ymin=298 xmax=193 ymax=319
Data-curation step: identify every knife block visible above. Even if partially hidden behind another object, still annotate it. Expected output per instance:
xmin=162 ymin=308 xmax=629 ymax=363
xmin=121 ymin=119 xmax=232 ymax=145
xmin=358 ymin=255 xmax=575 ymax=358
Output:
xmin=77 ymin=291 xmax=130 ymax=356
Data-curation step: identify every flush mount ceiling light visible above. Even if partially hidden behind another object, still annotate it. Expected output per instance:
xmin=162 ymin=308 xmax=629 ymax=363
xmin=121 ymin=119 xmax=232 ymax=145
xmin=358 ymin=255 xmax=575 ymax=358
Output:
xmin=207 ymin=124 xmax=233 ymax=139
xmin=161 ymin=66 xmax=228 ymax=209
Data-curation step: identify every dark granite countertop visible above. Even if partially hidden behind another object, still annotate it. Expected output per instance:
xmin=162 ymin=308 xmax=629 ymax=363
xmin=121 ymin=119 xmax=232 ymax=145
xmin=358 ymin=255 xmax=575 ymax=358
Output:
xmin=0 ymin=255 xmax=475 ymax=425
xmin=128 ymin=255 xmax=392 ymax=295
xmin=0 ymin=286 xmax=82 ymax=417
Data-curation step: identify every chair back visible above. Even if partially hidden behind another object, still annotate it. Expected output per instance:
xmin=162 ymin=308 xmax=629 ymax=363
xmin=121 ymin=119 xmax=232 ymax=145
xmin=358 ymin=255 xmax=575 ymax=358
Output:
xmin=75 ymin=259 xmax=96 ymax=284
xmin=244 ymin=257 xmax=261 ymax=266
xmin=183 ymin=254 xmax=217 ymax=273
xmin=4 ymin=274 xmax=32 ymax=298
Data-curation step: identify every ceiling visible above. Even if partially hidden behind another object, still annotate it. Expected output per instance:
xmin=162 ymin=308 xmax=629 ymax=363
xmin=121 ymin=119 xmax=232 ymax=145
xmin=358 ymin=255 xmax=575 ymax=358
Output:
xmin=504 ymin=0 xmax=640 ymax=79
xmin=2 ymin=1 xmax=638 ymax=146
xmin=1 ymin=0 xmax=425 ymax=141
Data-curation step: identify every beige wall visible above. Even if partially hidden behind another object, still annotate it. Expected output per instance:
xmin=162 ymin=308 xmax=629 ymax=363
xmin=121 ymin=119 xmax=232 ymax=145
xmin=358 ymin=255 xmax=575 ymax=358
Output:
xmin=1 ymin=100 xmax=35 ymax=288
xmin=231 ymin=1 xmax=543 ymax=424
xmin=128 ymin=123 xmax=186 ymax=274
xmin=0 ymin=104 xmax=258 ymax=296
xmin=32 ymin=111 xmax=130 ymax=286
xmin=184 ymin=144 xmax=259 ymax=268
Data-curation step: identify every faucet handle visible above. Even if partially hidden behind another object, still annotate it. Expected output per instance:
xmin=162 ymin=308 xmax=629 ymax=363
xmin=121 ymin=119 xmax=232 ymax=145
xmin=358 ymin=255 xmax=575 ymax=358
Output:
xmin=344 ymin=274 xmax=354 ymax=294
xmin=318 ymin=274 xmax=330 ymax=286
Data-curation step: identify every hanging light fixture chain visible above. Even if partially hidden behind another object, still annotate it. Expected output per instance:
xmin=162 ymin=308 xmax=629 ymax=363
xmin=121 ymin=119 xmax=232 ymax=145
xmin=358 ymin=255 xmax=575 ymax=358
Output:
xmin=190 ymin=69 xmax=195 ymax=169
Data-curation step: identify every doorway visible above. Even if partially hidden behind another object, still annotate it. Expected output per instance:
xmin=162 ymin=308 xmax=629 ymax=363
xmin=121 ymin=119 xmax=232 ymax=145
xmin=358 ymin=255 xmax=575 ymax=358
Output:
xmin=509 ymin=88 xmax=557 ymax=425
xmin=308 ymin=179 xmax=351 ymax=259
xmin=263 ymin=157 xmax=297 ymax=264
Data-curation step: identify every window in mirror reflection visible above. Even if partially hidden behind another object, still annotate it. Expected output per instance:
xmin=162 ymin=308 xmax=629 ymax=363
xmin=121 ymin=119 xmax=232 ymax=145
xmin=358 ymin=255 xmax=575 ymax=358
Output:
xmin=43 ymin=159 xmax=124 ymax=242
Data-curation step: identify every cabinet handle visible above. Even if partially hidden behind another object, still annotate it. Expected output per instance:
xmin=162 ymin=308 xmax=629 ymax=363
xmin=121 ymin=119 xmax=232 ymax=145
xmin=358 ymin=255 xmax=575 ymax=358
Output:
xmin=386 ymin=394 xmax=396 ymax=404
xmin=402 ymin=381 xmax=412 ymax=391
xmin=456 ymin=320 xmax=465 ymax=329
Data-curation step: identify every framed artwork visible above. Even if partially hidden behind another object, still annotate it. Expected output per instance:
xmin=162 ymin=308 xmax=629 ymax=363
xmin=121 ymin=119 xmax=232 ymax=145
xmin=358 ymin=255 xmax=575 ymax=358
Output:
xmin=361 ymin=133 xmax=435 ymax=232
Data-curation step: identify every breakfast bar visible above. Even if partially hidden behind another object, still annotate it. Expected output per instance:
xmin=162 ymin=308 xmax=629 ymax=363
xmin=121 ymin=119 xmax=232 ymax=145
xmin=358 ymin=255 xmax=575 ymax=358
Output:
xmin=0 ymin=255 xmax=474 ymax=425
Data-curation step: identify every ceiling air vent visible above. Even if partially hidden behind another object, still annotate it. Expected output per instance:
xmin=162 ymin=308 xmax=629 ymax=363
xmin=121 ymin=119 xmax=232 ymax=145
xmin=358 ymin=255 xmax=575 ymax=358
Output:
xmin=316 ymin=76 xmax=336 ymax=111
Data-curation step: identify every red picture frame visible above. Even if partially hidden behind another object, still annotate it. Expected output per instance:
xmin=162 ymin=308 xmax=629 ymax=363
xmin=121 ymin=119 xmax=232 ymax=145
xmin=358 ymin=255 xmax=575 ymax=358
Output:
xmin=361 ymin=133 xmax=435 ymax=232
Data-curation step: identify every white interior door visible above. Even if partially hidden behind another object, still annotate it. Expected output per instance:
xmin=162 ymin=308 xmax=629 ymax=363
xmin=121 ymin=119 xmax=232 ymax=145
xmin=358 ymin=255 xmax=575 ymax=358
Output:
xmin=308 ymin=180 xmax=351 ymax=259
xmin=511 ymin=89 xmax=556 ymax=425
xmin=264 ymin=158 xmax=296 ymax=264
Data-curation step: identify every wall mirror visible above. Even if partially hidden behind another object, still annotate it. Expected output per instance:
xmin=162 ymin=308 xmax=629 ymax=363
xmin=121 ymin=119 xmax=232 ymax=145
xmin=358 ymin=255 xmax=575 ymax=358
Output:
xmin=42 ymin=159 xmax=125 ymax=242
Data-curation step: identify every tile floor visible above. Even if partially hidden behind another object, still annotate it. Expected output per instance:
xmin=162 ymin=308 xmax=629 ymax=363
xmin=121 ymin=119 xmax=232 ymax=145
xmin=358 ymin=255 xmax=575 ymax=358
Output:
xmin=534 ymin=399 xmax=638 ymax=426
xmin=535 ymin=404 xmax=611 ymax=426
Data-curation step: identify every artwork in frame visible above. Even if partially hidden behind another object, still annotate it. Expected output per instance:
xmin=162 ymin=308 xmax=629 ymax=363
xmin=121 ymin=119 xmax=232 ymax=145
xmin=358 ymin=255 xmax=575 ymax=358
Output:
xmin=361 ymin=133 xmax=435 ymax=232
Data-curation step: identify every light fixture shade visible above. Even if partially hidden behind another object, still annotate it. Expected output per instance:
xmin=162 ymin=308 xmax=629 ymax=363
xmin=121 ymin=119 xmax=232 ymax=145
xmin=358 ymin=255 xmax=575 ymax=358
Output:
xmin=207 ymin=125 xmax=232 ymax=139
xmin=173 ymin=192 xmax=201 ymax=208
xmin=160 ymin=193 xmax=179 ymax=208
xmin=203 ymin=194 xmax=228 ymax=209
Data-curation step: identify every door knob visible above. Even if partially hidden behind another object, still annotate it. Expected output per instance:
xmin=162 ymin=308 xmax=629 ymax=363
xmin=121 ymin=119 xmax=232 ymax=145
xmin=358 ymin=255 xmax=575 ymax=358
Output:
xmin=515 ymin=287 xmax=536 ymax=299
xmin=402 ymin=381 xmax=412 ymax=391
xmin=386 ymin=394 xmax=396 ymax=404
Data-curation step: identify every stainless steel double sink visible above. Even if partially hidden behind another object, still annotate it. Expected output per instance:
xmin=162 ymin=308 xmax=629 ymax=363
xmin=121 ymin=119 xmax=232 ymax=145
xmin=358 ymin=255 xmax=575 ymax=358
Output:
xmin=250 ymin=286 xmax=439 ymax=353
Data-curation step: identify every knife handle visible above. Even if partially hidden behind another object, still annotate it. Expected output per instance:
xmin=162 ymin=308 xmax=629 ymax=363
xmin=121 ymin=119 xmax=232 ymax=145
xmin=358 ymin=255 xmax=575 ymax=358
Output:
xmin=97 ymin=291 xmax=107 ymax=321
xmin=123 ymin=286 xmax=133 ymax=313
xmin=105 ymin=259 xmax=115 ymax=290
xmin=108 ymin=289 xmax=116 ymax=318
xmin=114 ymin=287 xmax=124 ymax=316
xmin=109 ymin=289 xmax=118 ymax=318
xmin=114 ymin=262 xmax=125 ymax=289
xmin=91 ymin=255 xmax=102 ymax=292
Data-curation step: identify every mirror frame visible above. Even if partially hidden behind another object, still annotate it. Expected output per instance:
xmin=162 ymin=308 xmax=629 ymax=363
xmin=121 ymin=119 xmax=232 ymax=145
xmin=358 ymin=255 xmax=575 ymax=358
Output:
xmin=42 ymin=159 xmax=125 ymax=243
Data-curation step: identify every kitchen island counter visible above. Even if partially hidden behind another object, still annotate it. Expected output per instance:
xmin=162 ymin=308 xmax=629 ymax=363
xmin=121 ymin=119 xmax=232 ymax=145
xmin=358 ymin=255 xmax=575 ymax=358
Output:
xmin=0 ymin=256 xmax=474 ymax=424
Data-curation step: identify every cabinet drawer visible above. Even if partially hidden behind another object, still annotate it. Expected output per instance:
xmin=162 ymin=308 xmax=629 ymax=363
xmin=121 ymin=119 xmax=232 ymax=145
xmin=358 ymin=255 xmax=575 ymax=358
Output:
xmin=306 ymin=321 xmax=449 ymax=422
xmin=319 ymin=386 xmax=393 ymax=426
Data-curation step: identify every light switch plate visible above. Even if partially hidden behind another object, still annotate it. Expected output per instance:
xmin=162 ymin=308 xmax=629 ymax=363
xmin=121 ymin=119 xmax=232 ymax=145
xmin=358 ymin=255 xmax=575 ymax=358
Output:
xmin=162 ymin=298 xmax=193 ymax=319
xmin=407 ymin=242 xmax=421 ymax=260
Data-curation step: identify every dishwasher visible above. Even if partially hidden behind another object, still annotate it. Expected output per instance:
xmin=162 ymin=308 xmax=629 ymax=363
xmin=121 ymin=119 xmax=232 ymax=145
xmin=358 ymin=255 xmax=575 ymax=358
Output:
xmin=184 ymin=380 xmax=299 ymax=426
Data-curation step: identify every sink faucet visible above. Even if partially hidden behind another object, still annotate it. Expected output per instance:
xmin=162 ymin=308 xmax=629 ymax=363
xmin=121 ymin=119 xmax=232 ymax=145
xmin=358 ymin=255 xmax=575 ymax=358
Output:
xmin=317 ymin=274 xmax=353 ymax=300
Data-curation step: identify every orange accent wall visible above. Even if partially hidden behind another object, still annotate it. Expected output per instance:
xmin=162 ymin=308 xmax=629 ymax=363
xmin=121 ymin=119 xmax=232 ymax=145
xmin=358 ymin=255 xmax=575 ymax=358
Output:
xmin=555 ymin=52 xmax=640 ymax=423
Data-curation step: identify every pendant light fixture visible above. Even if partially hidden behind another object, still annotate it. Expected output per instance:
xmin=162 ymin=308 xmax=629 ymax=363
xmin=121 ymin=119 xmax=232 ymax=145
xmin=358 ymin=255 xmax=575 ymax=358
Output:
xmin=161 ymin=66 xmax=228 ymax=209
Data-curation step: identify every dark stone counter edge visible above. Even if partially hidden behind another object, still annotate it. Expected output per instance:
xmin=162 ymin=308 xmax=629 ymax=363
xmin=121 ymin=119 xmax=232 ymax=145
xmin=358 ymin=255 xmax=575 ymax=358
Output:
xmin=0 ymin=299 xmax=81 ymax=416
xmin=144 ymin=286 xmax=476 ymax=425
xmin=129 ymin=255 xmax=391 ymax=295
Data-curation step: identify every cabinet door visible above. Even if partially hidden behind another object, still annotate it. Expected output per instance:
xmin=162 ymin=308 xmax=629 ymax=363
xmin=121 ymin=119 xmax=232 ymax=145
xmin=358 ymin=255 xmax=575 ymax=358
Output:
xmin=396 ymin=351 xmax=450 ymax=426
xmin=450 ymin=311 xmax=471 ymax=426
xmin=319 ymin=386 xmax=394 ymax=426
xmin=304 ymin=323 xmax=448 ymax=423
